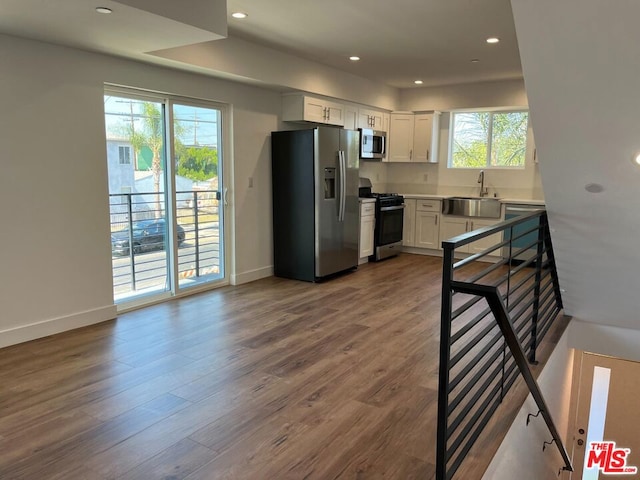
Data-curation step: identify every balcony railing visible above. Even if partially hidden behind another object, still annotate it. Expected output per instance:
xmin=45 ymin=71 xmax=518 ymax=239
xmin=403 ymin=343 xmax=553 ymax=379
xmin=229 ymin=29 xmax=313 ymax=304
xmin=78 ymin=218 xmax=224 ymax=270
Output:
xmin=109 ymin=190 xmax=221 ymax=300
xmin=436 ymin=209 xmax=572 ymax=479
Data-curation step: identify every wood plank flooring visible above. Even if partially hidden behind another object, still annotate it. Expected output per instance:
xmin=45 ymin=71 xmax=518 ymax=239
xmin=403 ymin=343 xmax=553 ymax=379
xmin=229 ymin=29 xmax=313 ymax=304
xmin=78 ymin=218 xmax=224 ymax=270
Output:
xmin=0 ymin=254 xmax=566 ymax=479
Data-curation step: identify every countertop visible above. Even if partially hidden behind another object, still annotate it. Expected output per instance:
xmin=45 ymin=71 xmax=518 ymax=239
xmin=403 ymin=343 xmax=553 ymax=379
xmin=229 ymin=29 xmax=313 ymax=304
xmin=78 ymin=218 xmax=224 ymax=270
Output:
xmin=400 ymin=193 xmax=545 ymax=206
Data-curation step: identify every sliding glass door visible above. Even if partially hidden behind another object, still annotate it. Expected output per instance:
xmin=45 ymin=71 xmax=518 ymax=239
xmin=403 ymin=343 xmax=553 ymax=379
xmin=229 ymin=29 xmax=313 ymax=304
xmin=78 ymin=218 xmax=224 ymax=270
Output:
xmin=104 ymin=91 xmax=226 ymax=306
xmin=173 ymin=103 xmax=224 ymax=288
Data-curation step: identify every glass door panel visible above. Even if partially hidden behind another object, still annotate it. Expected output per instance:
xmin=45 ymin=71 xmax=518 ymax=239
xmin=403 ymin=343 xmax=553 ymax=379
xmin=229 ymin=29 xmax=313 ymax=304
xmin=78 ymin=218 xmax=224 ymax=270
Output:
xmin=172 ymin=103 xmax=225 ymax=288
xmin=104 ymin=95 xmax=170 ymax=303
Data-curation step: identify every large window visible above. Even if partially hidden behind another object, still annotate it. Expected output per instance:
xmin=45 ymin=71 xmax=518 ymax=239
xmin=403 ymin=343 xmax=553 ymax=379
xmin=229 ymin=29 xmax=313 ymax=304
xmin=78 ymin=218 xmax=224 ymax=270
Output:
xmin=449 ymin=110 xmax=529 ymax=169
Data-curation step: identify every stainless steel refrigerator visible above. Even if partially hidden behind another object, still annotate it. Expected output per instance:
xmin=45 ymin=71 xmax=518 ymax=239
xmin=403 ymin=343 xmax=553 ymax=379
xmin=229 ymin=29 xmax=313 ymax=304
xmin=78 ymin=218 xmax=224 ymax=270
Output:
xmin=271 ymin=127 xmax=360 ymax=282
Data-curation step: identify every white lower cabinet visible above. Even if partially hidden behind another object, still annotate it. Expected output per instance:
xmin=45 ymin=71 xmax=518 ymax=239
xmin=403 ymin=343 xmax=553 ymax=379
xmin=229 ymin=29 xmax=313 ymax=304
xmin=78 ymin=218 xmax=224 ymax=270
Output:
xmin=440 ymin=216 xmax=502 ymax=255
xmin=415 ymin=211 xmax=440 ymax=249
xmin=402 ymin=198 xmax=440 ymax=249
xmin=440 ymin=217 xmax=469 ymax=251
xmin=359 ymin=201 xmax=376 ymax=259
xmin=402 ymin=199 xmax=417 ymax=247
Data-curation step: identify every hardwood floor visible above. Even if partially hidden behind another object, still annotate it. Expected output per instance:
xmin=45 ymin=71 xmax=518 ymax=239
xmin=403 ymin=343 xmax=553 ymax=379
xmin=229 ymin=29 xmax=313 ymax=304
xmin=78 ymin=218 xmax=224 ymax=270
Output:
xmin=0 ymin=254 xmax=565 ymax=479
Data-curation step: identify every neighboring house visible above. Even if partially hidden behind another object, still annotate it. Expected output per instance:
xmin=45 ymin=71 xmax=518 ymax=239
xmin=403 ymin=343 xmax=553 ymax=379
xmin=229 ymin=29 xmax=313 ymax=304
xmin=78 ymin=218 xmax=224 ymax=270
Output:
xmin=105 ymin=138 xmax=196 ymax=225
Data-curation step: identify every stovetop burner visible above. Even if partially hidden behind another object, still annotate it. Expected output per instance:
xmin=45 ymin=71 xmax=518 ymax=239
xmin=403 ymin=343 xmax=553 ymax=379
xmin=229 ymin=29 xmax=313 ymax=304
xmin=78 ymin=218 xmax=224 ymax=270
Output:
xmin=373 ymin=192 xmax=404 ymax=207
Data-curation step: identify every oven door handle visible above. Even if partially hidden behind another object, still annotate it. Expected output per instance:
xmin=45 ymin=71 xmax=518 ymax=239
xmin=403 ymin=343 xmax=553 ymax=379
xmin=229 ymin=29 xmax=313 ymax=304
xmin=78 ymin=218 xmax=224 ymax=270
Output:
xmin=380 ymin=205 xmax=405 ymax=212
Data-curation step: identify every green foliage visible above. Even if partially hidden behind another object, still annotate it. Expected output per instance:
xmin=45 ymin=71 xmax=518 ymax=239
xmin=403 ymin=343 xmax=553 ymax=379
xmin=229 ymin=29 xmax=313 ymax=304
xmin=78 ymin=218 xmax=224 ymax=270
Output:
xmin=451 ymin=111 xmax=528 ymax=168
xmin=175 ymin=145 xmax=218 ymax=181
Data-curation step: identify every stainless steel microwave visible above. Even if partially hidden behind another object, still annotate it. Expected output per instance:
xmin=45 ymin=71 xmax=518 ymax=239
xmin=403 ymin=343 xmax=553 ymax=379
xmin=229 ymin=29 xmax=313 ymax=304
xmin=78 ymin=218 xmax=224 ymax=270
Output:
xmin=359 ymin=128 xmax=386 ymax=159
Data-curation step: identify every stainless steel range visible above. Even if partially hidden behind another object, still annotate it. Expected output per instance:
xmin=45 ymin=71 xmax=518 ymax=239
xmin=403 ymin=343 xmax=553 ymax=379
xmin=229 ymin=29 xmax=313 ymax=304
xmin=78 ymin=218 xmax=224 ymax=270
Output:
xmin=359 ymin=178 xmax=405 ymax=261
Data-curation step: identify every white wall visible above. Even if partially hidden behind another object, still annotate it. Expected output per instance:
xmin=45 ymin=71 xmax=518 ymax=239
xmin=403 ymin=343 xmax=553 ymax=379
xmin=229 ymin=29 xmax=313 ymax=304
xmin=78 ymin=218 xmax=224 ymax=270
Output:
xmin=568 ymin=320 xmax=640 ymax=364
xmin=482 ymin=327 xmax=574 ymax=480
xmin=0 ymin=33 xmax=282 ymax=347
xmin=382 ymin=79 xmax=543 ymax=199
xmin=151 ymin=36 xmax=400 ymax=111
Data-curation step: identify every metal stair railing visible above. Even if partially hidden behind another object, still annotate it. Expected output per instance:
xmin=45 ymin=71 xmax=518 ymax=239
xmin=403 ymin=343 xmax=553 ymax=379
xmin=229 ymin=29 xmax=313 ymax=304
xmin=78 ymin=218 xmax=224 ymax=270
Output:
xmin=435 ymin=210 xmax=573 ymax=480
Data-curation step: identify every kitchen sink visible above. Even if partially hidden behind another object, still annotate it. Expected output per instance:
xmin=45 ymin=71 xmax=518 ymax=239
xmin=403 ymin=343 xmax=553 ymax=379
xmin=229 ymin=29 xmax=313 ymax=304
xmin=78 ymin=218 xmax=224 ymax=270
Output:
xmin=442 ymin=196 xmax=502 ymax=218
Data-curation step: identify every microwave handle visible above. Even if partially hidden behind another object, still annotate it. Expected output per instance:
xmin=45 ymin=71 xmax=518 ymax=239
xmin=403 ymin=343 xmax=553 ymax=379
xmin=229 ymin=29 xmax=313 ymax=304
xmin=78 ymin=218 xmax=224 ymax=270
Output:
xmin=381 ymin=135 xmax=386 ymax=157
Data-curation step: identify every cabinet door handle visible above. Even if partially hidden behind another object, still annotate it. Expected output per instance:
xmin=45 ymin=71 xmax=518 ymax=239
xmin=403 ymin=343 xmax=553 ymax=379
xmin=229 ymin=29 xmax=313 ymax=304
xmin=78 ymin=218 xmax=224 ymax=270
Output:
xmin=465 ymin=220 xmax=469 ymax=230
xmin=410 ymin=149 xmax=413 ymax=160
xmin=470 ymin=221 xmax=474 ymax=230
xmin=434 ymin=215 xmax=438 ymax=225
xmin=426 ymin=149 xmax=430 ymax=161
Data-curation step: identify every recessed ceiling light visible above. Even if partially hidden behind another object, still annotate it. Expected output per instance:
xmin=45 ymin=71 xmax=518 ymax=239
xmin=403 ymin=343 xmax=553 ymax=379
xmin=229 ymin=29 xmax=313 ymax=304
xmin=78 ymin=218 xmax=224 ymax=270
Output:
xmin=414 ymin=80 xmax=423 ymax=85
xmin=585 ymin=183 xmax=604 ymax=194
xmin=231 ymin=12 xmax=248 ymax=19
xmin=486 ymin=37 xmax=500 ymax=44
xmin=349 ymin=56 xmax=360 ymax=61
xmin=633 ymin=153 xmax=640 ymax=166
xmin=95 ymin=7 xmax=112 ymax=14
xmin=470 ymin=59 xmax=480 ymax=63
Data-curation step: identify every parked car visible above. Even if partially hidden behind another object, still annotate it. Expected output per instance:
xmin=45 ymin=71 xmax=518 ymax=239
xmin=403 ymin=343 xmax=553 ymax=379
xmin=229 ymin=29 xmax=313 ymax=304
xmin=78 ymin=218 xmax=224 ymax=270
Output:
xmin=111 ymin=218 xmax=185 ymax=256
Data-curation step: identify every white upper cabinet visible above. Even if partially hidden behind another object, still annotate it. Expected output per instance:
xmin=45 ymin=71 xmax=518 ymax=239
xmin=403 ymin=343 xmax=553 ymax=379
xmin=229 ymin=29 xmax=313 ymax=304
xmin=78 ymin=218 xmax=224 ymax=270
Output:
xmin=344 ymin=104 xmax=358 ymax=130
xmin=358 ymin=108 xmax=385 ymax=130
xmin=413 ymin=114 xmax=434 ymax=162
xmin=282 ymin=95 xmax=345 ymax=127
xmin=388 ymin=111 xmax=441 ymax=163
xmin=387 ymin=113 xmax=415 ymax=162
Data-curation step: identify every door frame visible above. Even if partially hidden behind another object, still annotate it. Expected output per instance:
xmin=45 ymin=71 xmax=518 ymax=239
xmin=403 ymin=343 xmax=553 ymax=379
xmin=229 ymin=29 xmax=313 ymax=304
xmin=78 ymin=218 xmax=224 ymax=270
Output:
xmin=105 ymin=85 xmax=233 ymax=312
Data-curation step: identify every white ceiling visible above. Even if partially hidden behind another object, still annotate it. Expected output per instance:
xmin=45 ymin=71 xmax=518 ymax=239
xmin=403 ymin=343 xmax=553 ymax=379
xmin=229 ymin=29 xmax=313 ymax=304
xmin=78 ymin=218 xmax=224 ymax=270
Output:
xmin=225 ymin=0 xmax=523 ymax=88
xmin=0 ymin=0 xmax=522 ymax=89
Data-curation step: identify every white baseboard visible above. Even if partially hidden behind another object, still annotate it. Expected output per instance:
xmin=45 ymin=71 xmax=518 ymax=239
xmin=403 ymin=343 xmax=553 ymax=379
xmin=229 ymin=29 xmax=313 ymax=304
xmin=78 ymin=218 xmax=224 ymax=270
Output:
xmin=231 ymin=265 xmax=273 ymax=285
xmin=0 ymin=305 xmax=117 ymax=349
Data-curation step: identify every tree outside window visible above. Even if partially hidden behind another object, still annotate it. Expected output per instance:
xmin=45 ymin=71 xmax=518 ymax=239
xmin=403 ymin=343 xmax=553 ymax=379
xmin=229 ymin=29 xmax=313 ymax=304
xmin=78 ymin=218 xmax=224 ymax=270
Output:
xmin=450 ymin=110 xmax=529 ymax=168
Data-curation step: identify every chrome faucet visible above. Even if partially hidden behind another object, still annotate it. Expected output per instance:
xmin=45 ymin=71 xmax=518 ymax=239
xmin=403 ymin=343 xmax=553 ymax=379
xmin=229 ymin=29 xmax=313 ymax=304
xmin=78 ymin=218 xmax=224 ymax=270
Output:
xmin=478 ymin=170 xmax=489 ymax=197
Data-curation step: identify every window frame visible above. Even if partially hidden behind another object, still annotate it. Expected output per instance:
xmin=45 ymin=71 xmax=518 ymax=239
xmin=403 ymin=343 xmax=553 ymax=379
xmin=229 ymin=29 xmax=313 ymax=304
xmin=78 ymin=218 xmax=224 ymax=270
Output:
xmin=447 ymin=108 xmax=529 ymax=170
xmin=118 ymin=145 xmax=132 ymax=165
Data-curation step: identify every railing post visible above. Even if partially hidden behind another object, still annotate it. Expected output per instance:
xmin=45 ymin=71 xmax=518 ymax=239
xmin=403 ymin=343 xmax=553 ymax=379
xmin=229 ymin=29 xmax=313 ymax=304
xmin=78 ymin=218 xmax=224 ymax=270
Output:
xmin=529 ymin=216 xmax=545 ymax=363
xmin=542 ymin=213 xmax=563 ymax=309
xmin=127 ymin=193 xmax=137 ymax=291
xmin=193 ymin=191 xmax=200 ymax=277
xmin=436 ymin=242 xmax=455 ymax=480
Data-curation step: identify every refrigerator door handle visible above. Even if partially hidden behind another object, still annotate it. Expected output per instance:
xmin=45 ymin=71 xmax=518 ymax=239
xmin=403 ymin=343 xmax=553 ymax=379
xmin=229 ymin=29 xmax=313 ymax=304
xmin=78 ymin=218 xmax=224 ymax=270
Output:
xmin=338 ymin=150 xmax=346 ymax=222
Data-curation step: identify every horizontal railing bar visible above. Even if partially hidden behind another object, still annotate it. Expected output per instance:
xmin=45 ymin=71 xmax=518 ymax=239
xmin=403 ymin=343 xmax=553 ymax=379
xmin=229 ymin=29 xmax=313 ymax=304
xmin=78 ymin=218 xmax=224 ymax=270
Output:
xmin=502 ymin=361 xmax=520 ymax=395
xmin=447 ymin=387 xmax=503 ymax=466
xmin=535 ymin=296 xmax=558 ymax=333
xmin=509 ymin=223 xmax=542 ymax=242
xmin=442 ymin=210 xmax=546 ymax=250
xmin=450 ymin=308 xmax=493 ymax=345
xmin=449 ymin=348 xmax=505 ymax=412
xmin=537 ymin=307 xmax=561 ymax=342
xmin=447 ymin=394 xmax=503 ymax=480
xmin=505 ymin=281 xmax=538 ymax=313
xmin=450 ymin=324 xmax=501 ymax=368
xmin=451 ymin=295 xmax=485 ymax=321
xmin=536 ymin=310 xmax=556 ymax=343
xmin=447 ymin=363 xmax=505 ymax=435
xmin=460 ymin=258 xmax=510 ymax=285
xmin=448 ymin=333 xmax=502 ymax=391
xmin=453 ymin=242 xmax=511 ymax=270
